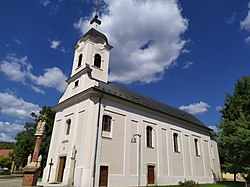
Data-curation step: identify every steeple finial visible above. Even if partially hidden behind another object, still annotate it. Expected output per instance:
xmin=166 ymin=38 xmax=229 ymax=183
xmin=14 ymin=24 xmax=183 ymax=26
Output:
xmin=90 ymin=0 xmax=101 ymax=29
xmin=95 ymin=0 xmax=99 ymax=17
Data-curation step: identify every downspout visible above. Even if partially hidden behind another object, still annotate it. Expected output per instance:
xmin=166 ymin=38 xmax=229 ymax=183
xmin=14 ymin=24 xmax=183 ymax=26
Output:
xmin=92 ymin=93 xmax=104 ymax=187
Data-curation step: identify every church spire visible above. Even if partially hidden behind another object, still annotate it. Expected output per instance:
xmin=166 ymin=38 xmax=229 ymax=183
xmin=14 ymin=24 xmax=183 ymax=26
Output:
xmin=90 ymin=0 xmax=101 ymax=29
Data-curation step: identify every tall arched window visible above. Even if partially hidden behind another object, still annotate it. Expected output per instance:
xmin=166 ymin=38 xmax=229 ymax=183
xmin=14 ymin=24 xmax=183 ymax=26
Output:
xmin=146 ymin=126 xmax=153 ymax=147
xmin=194 ymin=138 xmax=200 ymax=156
xmin=173 ymin=133 xmax=179 ymax=152
xmin=66 ymin=119 xmax=71 ymax=135
xmin=94 ymin=54 xmax=101 ymax=68
xmin=77 ymin=54 xmax=83 ymax=67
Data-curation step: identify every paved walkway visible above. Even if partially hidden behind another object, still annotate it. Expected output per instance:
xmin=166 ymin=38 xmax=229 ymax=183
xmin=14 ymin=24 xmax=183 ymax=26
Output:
xmin=0 ymin=177 xmax=22 ymax=187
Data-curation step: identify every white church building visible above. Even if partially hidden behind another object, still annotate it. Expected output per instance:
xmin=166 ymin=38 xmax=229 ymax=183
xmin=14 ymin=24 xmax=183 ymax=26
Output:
xmin=42 ymin=15 xmax=221 ymax=187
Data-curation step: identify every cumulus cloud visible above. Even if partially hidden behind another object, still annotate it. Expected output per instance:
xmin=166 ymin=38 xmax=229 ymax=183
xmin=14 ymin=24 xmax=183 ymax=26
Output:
xmin=0 ymin=55 xmax=30 ymax=82
xmin=74 ymin=0 xmax=188 ymax=84
xmin=0 ymin=54 xmax=67 ymax=93
xmin=240 ymin=2 xmax=250 ymax=43
xmin=216 ymin=106 xmax=222 ymax=112
xmin=0 ymin=92 xmax=40 ymax=119
xmin=182 ymin=61 xmax=193 ymax=69
xmin=50 ymin=40 xmax=61 ymax=49
xmin=30 ymin=67 xmax=67 ymax=92
xmin=0 ymin=121 xmax=24 ymax=141
xmin=40 ymin=0 xmax=50 ymax=7
xmin=0 ymin=133 xmax=15 ymax=142
xmin=208 ymin=125 xmax=219 ymax=132
xmin=179 ymin=101 xmax=210 ymax=115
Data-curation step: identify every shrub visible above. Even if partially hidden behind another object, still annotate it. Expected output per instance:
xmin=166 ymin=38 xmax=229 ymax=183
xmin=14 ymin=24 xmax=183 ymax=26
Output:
xmin=178 ymin=180 xmax=200 ymax=187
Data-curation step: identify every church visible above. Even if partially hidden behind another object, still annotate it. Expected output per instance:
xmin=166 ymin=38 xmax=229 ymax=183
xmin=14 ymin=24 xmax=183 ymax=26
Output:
xmin=41 ymin=15 xmax=221 ymax=187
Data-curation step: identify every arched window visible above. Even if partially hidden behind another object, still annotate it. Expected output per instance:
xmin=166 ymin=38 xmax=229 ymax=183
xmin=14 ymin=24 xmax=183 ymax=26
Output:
xmin=173 ymin=133 xmax=179 ymax=152
xmin=77 ymin=54 xmax=83 ymax=67
xmin=102 ymin=115 xmax=112 ymax=132
xmin=194 ymin=138 xmax=200 ymax=156
xmin=94 ymin=54 xmax=101 ymax=68
xmin=146 ymin=126 xmax=153 ymax=147
xmin=66 ymin=119 xmax=71 ymax=135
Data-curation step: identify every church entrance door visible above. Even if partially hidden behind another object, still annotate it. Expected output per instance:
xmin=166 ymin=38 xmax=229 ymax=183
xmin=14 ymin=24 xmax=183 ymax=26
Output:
xmin=99 ymin=166 xmax=108 ymax=187
xmin=147 ymin=165 xmax=155 ymax=185
xmin=57 ymin=156 xmax=66 ymax=182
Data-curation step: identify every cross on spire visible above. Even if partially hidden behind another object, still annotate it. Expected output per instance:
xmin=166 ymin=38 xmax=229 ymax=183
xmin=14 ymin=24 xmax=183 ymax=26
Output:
xmin=95 ymin=0 xmax=99 ymax=17
xmin=90 ymin=0 xmax=101 ymax=29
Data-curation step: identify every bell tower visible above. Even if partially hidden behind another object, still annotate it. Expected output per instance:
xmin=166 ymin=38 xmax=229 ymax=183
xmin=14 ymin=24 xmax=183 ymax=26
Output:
xmin=71 ymin=15 xmax=112 ymax=82
xmin=59 ymin=15 xmax=113 ymax=103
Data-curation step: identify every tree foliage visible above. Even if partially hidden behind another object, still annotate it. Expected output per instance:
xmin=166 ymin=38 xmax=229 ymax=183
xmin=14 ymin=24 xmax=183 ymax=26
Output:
xmin=0 ymin=142 xmax=15 ymax=149
xmin=13 ymin=106 xmax=55 ymax=168
xmin=218 ymin=76 xmax=250 ymax=180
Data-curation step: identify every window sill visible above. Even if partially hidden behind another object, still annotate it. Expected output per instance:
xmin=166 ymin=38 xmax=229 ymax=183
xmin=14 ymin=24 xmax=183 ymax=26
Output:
xmin=174 ymin=151 xmax=181 ymax=154
xmin=75 ymin=65 xmax=82 ymax=70
xmin=62 ymin=139 xmax=69 ymax=144
xmin=146 ymin=146 xmax=154 ymax=149
xmin=92 ymin=65 xmax=103 ymax=71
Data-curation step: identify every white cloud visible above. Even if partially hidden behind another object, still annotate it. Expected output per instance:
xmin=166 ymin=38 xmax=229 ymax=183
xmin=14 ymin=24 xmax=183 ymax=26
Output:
xmin=0 ymin=121 xmax=24 ymax=140
xmin=31 ymin=86 xmax=46 ymax=94
xmin=74 ymin=0 xmax=188 ymax=84
xmin=50 ymin=40 xmax=61 ymax=49
xmin=216 ymin=106 xmax=222 ymax=112
xmin=0 ymin=54 xmax=67 ymax=93
xmin=13 ymin=39 xmax=22 ymax=45
xmin=179 ymin=101 xmax=210 ymax=115
xmin=0 ymin=92 xmax=40 ymax=119
xmin=0 ymin=133 xmax=15 ymax=142
xmin=0 ymin=54 xmax=30 ymax=82
xmin=245 ymin=36 xmax=250 ymax=43
xmin=40 ymin=0 xmax=50 ymax=7
xmin=208 ymin=125 xmax=219 ymax=132
xmin=30 ymin=67 xmax=67 ymax=92
xmin=241 ymin=1 xmax=250 ymax=32
xmin=182 ymin=61 xmax=193 ymax=69
xmin=226 ymin=12 xmax=236 ymax=24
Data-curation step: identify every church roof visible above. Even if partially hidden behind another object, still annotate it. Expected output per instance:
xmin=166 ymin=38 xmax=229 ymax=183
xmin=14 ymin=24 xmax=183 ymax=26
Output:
xmin=95 ymin=82 xmax=211 ymax=131
xmin=84 ymin=28 xmax=111 ymax=47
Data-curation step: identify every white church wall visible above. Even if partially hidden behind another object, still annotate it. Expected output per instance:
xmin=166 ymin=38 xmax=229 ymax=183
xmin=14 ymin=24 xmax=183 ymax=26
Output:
xmin=97 ymin=96 xmax=218 ymax=186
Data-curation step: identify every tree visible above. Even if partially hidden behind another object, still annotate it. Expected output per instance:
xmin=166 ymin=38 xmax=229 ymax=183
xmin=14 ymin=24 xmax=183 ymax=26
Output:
xmin=218 ymin=76 xmax=250 ymax=181
xmin=0 ymin=142 xmax=15 ymax=149
xmin=13 ymin=106 xmax=55 ymax=169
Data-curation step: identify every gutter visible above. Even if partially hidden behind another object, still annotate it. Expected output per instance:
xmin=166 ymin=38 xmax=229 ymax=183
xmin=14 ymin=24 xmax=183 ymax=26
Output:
xmin=92 ymin=93 xmax=104 ymax=187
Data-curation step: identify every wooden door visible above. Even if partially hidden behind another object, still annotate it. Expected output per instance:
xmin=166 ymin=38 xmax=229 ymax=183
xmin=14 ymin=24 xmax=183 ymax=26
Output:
xmin=57 ymin=156 xmax=66 ymax=182
xmin=147 ymin=165 xmax=155 ymax=185
xmin=99 ymin=166 xmax=108 ymax=187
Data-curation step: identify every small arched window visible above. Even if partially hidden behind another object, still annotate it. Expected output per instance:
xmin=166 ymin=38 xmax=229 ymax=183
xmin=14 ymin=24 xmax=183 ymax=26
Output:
xmin=94 ymin=54 xmax=101 ymax=68
xmin=66 ymin=119 xmax=71 ymax=135
xmin=102 ymin=115 xmax=112 ymax=132
xmin=194 ymin=138 xmax=200 ymax=156
xmin=77 ymin=54 xmax=83 ymax=67
xmin=173 ymin=133 xmax=179 ymax=152
xmin=146 ymin=126 xmax=153 ymax=148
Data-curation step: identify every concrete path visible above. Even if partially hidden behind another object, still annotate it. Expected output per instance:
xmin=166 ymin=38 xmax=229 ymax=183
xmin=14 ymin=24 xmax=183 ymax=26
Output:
xmin=0 ymin=177 xmax=22 ymax=187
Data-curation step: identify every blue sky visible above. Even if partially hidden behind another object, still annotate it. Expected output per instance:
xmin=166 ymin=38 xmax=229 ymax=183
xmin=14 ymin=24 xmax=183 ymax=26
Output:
xmin=0 ymin=0 xmax=249 ymax=142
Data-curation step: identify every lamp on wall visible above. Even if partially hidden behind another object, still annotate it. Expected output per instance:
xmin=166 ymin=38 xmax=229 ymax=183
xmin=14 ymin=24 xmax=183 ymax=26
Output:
xmin=131 ymin=133 xmax=141 ymax=187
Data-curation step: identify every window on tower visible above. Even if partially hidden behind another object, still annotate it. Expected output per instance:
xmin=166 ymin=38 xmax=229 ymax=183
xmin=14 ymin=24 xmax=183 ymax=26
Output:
xmin=94 ymin=54 xmax=101 ymax=68
xmin=77 ymin=54 xmax=83 ymax=68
